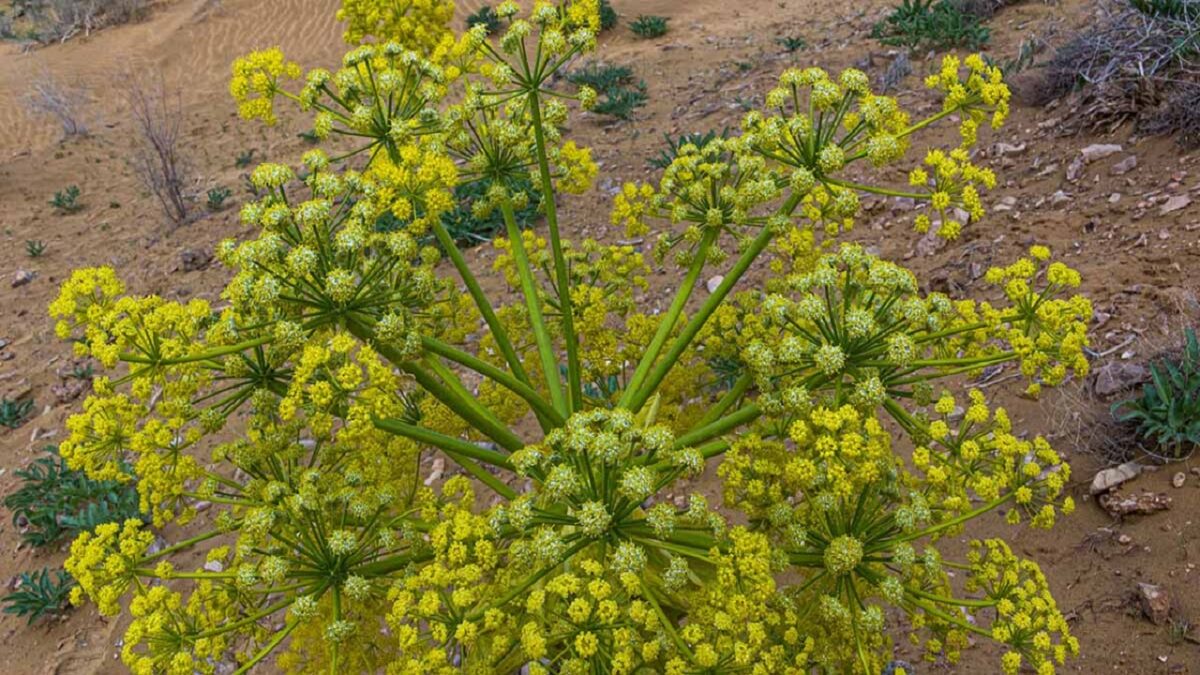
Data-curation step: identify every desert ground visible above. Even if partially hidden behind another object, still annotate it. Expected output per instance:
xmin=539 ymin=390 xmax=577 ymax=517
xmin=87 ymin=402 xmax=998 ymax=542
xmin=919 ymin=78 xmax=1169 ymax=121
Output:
xmin=0 ymin=0 xmax=1198 ymax=672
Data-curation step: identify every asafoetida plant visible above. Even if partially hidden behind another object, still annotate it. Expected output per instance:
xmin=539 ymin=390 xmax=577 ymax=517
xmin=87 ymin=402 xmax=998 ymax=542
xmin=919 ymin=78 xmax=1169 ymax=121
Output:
xmin=52 ymin=1 xmax=1089 ymax=673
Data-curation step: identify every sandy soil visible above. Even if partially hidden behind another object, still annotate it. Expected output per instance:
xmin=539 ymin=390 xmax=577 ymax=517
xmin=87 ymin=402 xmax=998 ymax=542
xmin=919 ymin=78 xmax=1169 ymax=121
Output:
xmin=1 ymin=0 xmax=1198 ymax=672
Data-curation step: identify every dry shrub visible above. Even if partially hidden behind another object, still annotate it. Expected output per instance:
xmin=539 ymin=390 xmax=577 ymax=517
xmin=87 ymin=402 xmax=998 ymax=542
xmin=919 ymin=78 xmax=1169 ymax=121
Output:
xmin=123 ymin=72 xmax=190 ymax=225
xmin=24 ymin=72 xmax=89 ymax=138
xmin=14 ymin=0 xmax=149 ymax=43
xmin=1028 ymin=0 xmax=1200 ymax=138
xmin=1140 ymin=81 xmax=1200 ymax=147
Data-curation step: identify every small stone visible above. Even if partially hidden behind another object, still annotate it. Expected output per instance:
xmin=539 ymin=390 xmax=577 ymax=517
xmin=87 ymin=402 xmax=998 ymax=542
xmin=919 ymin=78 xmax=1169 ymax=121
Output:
xmin=1081 ymin=143 xmax=1123 ymax=163
xmin=1092 ymin=361 xmax=1149 ymax=397
xmin=1112 ymin=155 xmax=1138 ymax=175
xmin=11 ymin=270 xmax=34 ymax=288
xmin=180 ymin=248 xmax=213 ymax=273
xmin=1117 ymin=533 xmax=1133 ymax=545
xmin=1090 ymin=461 xmax=1143 ymax=495
xmin=1066 ymin=157 xmax=1084 ymax=182
xmin=424 ymin=457 xmax=446 ymax=486
xmin=1172 ymin=472 xmax=1186 ymax=488
xmin=1050 ymin=190 xmax=1072 ymax=206
xmin=1099 ymin=490 xmax=1172 ymax=516
xmin=992 ymin=142 xmax=1027 ymax=157
xmin=1136 ymin=582 xmax=1171 ymax=625
xmin=1160 ymin=195 xmax=1192 ymax=215
xmin=203 ymin=560 xmax=225 ymax=573
xmin=705 ymin=275 xmax=724 ymax=294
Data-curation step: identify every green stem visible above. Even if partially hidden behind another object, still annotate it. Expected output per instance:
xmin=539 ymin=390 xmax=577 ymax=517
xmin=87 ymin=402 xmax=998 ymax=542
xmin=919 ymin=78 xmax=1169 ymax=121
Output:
xmin=694 ymin=370 xmax=753 ymax=428
xmin=528 ymin=89 xmax=582 ymax=413
xmin=372 ymin=416 xmax=515 ymax=471
xmin=233 ymin=621 xmax=298 ymax=675
xmin=500 ymin=198 xmax=568 ymax=416
xmin=625 ymin=226 xmax=776 ymax=413
xmin=673 ymin=404 xmax=762 ymax=449
xmin=428 ymin=218 xmax=533 ymax=390
xmin=422 ymin=336 xmax=562 ymax=429
xmin=619 ymin=227 xmax=718 ymax=408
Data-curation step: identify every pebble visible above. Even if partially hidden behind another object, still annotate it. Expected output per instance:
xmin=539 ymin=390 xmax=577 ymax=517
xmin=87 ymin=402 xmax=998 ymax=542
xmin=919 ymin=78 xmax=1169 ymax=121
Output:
xmin=1050 ymin=190 xmax=1072 ymax=206
xmin=1111 ymin=155 xmax=1138 ymax=175
xmin=1172 ymin=472 xmax=1186 ymax=488
xmin=1090 ymin=461 xmax=1143 ymax=494
xmin=705 ymin=275 xmax=724 ymax=294
xmin=11 ymin=270 xmax=34 ymax=288
xmin=1081 ymin=143 xmax=1123 ymax=163
xmin=1160 ymin=194 xmax=1192 ymax=215
xmin=1136 ymin=582 xmax=1171 ymax=625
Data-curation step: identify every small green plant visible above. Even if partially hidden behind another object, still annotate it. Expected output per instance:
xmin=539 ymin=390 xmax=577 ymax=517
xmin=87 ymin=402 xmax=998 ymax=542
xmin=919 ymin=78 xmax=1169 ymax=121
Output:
xmin=776 ymin=35 xmax=807 ymax=52
xmin=0 ymin=397 xmax=33 ymax=430
xmin=25 ymin=239 xmax=46 ymax=258
xmin=567 ymin=63 xmax=647 ymax=120
xmin=2 ymin=568 xmax=75 ymax=625
xmin=68 ymin=363 xmax=95 ymax=380
xmin=465 ymin=5 xmax=501 ymax=34
xmin=629 ymin=14 xmax=668 ymax=38
xmin=235 ymin=148 xmax=256 ymax=168
xmin=647 ymin=128 xmax=728 ymax=169
xmin=1131 ymin=0 xmax=1200 ymax=19
xmin=49 ymin=185 xmax=82 ymax=213
xmin=598 ymin=0 xmax=617 ymax=31
xmin=1114 ymin=328 xmax=1200 ymax=460
xmin=298 ymin=129 xmax=320 ymax=144
xmin=206 ymin=186 xmax=233 ymax=211
xmin=872 ymin=0 xmax=990 ymax=51
xmin=3 ymin=446 xmax=142 ymax=548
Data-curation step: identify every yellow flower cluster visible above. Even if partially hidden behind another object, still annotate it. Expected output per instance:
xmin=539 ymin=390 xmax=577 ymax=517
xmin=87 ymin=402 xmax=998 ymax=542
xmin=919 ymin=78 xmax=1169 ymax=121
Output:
xmin=65 ymin=518 xmax=155 ymax=616
xmin=967 ymin=539 xmax=1079 ymax=675
xmin=925 ymin=53 xmax=1012 ymax=131
xmin=335 ymin=0 xmax=454 ymax=52
xmin=229 ymin=47 xmax=302 ymax=125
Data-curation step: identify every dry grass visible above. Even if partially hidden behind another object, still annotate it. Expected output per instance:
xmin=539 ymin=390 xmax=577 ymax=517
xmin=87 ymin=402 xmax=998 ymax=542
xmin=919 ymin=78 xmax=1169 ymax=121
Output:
xmin=23 ymin=71 xmax=89 ymax=138
xmin=1027 ymin=0 xmax=1200 ymax=139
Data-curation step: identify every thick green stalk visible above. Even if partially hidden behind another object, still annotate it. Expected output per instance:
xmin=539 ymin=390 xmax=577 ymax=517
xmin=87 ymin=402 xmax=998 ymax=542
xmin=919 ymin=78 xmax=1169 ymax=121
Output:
xmin=527 ymin=90 xmax=582 ymax=412
xmin=618 ymin=227 xmax=718 ymax=409
xmin=344 ymin=316 xmax=523 ymax=452
xmin=695 ymin=370 xmax=753 ymax=428
xmin=441 ymin=448 xmax=518 ymax=499
xmin=372 ymin=416 xmax=515 ymax=471
xmin=421 ymin=336 xmax=563 ymax=429
xmin=500 ymin=198 xmax=568 ymax=416
xmin=673 ymin=404 xmax=762 ymax=449
xmin=429 ymin=217 xmax=533 ymax=389
xmin=625 ymin=227 xmax=777 ymax=413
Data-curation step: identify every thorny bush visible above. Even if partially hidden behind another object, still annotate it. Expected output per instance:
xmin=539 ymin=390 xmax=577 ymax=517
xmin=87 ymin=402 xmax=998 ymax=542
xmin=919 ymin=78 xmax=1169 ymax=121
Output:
xmin=53 ymin=1 xmax=1089 ymax=673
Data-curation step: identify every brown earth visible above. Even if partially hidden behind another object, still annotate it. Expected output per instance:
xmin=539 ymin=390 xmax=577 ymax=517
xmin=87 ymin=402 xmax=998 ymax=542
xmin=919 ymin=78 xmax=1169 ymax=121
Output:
xmin=1 ymin=0 xmax=1198 ymax=672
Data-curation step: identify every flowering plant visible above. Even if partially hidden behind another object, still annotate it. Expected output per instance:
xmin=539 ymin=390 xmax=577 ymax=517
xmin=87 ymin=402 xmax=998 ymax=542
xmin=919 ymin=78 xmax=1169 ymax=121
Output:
xmin=53 ymin=2 xmax=1089 ymax=673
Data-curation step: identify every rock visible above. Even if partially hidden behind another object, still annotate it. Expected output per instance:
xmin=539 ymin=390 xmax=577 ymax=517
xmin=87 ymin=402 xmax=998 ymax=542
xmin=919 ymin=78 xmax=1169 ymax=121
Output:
xmin=1117 ymin=533 xmax=1133 ymax=545
xmin=1112 ymin=155 xmax=1138 ymax=175
xmin=11 ymin=270 xmax=34 ymax=288
xmin=1172 ymin=472 xmax=1186 ymax=488
xmin=916 ymin=228 xmax=946 ymax=257
xmin=1081 ymin=143 xmax=1122 ymax=163
xmin=992 ymin=142 xmax=1027 ymax=157
xmin=994 ymin=195 xmax=1018 ymax=212
xmin=424 ymin=457 xmax=446 ymax=486
xmin=203 ymin=560 xmax=225 ymax=573
xmin=1090 ymin=461 xmax=1143 ymax=495
xmin=1050 ymin=190 xmax=1072 ymax=206
xmin=1136 ymin=582 xmax=1171 ymax=625
xmin=50 ymin=380 xmax=88 ymax=405
xmin=1109 ymin=192 xmax=1122 ymax=204
xmin=1066 ymin=156 xmax=1084 ymax=182
xmin=180 ymin=248 xmax=213 ymax=272
xmin=706 ymin=275 xmax=724 ymax=294
xmin=1160 ymin=195 xmax=1192 ymax=215
xmin=1099 ymin=491 xmax=1172 ymax=517
xmin=1092 ymin=361 xmax=1149 ymax=397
